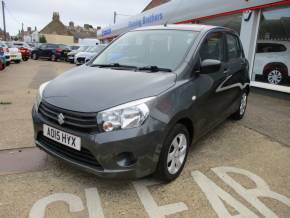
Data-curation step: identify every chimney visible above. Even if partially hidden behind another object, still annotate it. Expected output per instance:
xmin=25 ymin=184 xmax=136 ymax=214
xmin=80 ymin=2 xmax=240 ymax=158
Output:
xmin=69 ymin=21 xmax=74 ymax=28
xmin=52 ymin=12 xmax=60 ymax=21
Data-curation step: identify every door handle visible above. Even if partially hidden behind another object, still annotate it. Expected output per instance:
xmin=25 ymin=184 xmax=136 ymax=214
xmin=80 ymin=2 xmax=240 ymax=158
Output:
xmin=223 ymin=68 xmax=228 ymax=75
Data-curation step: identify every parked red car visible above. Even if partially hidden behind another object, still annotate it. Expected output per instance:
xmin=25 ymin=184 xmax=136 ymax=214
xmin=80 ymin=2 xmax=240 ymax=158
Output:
xmin=18 ymin=47 xmax=30 ymax=61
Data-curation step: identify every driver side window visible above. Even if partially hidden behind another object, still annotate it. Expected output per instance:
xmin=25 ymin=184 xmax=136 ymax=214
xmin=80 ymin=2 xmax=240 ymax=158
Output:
xmin=200 ymin=32 xmax=224 ymax=61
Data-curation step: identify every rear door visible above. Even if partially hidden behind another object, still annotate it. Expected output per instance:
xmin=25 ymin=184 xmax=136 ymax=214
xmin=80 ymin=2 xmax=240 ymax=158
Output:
xmin=223 ymin=32 xmax=248 ymax=115
xmin=38 ymin=44 xmax=48 ymax=57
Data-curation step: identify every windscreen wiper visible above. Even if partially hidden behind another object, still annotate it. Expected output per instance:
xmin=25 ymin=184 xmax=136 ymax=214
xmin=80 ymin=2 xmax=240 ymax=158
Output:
xmin=137 ymin=66 xmax=172 ymax=73
xmin=90 ymin=63 xmax=138 ymax=69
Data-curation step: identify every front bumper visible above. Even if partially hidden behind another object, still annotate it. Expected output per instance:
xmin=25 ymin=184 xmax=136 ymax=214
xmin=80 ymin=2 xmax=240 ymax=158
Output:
xmin=75 ymin=57 xmax=86 ymax=65
xmin=32 ymin=107 xmax=166 ymax=179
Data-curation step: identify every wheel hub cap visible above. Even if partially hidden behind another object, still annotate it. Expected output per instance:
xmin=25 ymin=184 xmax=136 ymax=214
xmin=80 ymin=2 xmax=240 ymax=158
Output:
xmin=167 ymin=133 xmax=187 ymax=175
xmin=240 ymin=93 xmax=247 ymax=115
xmin=268 ymin=70 xmax=282 ymax=85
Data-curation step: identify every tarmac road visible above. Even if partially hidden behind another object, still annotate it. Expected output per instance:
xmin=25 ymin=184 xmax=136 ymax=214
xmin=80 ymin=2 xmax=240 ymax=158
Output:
xmin=0 ymin=60 xmax=289 ymax=218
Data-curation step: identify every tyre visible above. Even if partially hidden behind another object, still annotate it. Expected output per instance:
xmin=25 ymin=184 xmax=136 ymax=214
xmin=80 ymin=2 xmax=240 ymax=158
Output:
xmin=265 ymin=66 xmax=285 ymax=85
xmin=231 ymin=92 xmax=248 ymax=120
xmin=14 ymin=60 xmax=21 ymax=64
xmin=51 ymin=54 xmax=57 ymax=62
xmin=0 ymin=62 xmax=5 ymax=71
xmin=5 ymin=61 xmax=10 ymax=66
xmin=155 ymin=124 xmax=190 ymax=182
xmin=32 ymin=53 xmax=38 ymax=60
xmin=23 ymin=57 xmax=28 ymax=61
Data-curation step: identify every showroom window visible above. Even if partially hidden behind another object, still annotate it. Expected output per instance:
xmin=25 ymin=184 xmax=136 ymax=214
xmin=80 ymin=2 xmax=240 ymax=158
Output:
xmin=252 ymin=6 xmax=290 ymax=87
xmin=198 ymin=13 xmax=242 ymax=35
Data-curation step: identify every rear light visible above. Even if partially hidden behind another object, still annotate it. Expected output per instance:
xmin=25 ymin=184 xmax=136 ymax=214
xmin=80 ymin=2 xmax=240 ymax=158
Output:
xmin=19 ymin=47 xmax=26 ymax=52
xmin=56 ymin=48 xmax=62 ymax=53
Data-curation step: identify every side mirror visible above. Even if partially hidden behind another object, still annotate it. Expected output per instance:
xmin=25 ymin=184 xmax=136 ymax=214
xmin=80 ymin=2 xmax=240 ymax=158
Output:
xmin=200 ymin=59 xmax=221 ymax=74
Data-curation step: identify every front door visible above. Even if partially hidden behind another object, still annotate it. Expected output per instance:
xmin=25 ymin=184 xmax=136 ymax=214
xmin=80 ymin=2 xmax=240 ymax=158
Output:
xmin=192 ymin=31 xmax=229 ymax=134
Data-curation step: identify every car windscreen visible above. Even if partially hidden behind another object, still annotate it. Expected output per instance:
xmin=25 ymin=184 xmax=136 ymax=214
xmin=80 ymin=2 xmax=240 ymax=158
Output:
xmin=91 ymin=30 xmax=199 ymax=71
xmin=47 ymin=44 xmax=58 ymax=49
xmin=71 ymin=46 xmax=79 ymax=50
xmin=87 ymin=46 xmax=103 ymax=53
xmin=77 ymin=46 xmax=89 ymax=52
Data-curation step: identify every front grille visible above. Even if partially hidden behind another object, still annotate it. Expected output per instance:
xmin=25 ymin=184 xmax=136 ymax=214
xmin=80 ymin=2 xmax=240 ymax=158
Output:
xmin=76 ymin=57 xmax=85 ymax=64
xmin=38 ymin=101 xmax=99 ymax=133
xmin=38 ymin=133 xmax=103 ymax=169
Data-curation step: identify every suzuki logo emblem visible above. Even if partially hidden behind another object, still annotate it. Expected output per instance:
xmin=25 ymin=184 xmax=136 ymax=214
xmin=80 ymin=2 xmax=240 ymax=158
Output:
xmin=58 ymin=113 xmax=65 ymax=125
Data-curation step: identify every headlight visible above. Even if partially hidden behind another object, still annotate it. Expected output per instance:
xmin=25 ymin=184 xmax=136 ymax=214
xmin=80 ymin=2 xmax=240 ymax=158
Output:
xmin=97 ymin=97 xmax=155 ymax=132
xmin=35 ymin=81 xmax=50 ymax=112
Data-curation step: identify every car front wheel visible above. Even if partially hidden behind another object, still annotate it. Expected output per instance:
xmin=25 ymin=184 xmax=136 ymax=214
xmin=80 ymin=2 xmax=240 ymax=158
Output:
xmin=155 ymin=124 xmax=190 ymax=182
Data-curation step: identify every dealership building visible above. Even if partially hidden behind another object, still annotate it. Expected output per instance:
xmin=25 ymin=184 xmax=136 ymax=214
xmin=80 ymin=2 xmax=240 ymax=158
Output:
xmin=97 ymin=0 xmax=290 ymax=94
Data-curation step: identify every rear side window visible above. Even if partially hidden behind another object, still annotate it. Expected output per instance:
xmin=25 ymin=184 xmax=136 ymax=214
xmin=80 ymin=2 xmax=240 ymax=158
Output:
xmin=200 ymin=32 xmax=224 ymax=61
xmin=257 ymin=43 xmax=287 ymax=53
xmin=226 ymin=34 xmax=241 ymax=60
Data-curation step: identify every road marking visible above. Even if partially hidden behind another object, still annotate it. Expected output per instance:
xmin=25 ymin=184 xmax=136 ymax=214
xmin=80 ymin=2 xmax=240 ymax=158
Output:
xmin=192 ymin=167 xmax=290 ymax=218
xmin=133 ymin=180 xmax=188 ymax=218
xmin=213 ymin=167 xmax=290 ymax=218
xmin=29 ymin=193 xmax=84 ymax=218
xmin=85 ymin=188 xmax=105 ymax=218
xmin=28 ymin=167 xmax=290 ymax=218
xmin=192 ymin=170 xmax=258 ymax=218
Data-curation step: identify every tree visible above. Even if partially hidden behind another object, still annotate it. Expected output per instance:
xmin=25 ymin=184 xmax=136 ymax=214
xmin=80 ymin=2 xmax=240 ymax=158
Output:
xmin=39 ymin=35 xmax=47 ymax=43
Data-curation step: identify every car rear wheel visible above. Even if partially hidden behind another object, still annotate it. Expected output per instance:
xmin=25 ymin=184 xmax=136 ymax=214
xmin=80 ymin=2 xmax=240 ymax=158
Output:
xmin=155 ymin=124 xmax=189 ymax=182
xmin=32 ymin=53 xmax=38 ymax=60
xmin=232 ymin=92 xmax=248 ymax=120
xmin=267 ymin=69 xmax=284 ymax=85
xmin=51 ymin=54 xmax=57 ymax=62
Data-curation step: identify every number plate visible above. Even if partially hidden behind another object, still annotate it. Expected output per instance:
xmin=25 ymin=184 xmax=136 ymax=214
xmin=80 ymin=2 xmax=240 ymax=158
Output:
xmin=43 ymin=124 xmax=81 ymax=151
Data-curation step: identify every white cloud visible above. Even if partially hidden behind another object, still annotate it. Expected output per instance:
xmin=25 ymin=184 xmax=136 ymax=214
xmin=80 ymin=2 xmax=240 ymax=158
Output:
xmin=3 ymin=0 xmax=151 ymax=35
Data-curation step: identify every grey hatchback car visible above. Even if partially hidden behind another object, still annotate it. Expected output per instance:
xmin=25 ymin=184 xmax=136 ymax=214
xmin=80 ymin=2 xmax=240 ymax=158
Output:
xmin=32 ymin=24 xmax=250 ymax=182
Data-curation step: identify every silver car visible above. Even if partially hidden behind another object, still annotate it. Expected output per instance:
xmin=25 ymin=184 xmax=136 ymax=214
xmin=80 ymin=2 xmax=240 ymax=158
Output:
xmin=75 ymin=45 xmax=106 ymax=65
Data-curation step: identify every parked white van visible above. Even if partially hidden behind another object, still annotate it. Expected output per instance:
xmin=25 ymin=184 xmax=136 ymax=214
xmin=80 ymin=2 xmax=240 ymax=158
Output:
xmin=78 ymin=38 xmax=100 ymax=46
